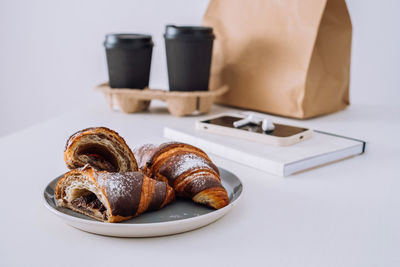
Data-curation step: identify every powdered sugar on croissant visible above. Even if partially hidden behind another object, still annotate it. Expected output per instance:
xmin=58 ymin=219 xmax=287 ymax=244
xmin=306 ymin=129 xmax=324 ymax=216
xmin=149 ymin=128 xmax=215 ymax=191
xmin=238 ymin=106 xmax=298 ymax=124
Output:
xmin=134 ymin=142 xmax=229 ymax=209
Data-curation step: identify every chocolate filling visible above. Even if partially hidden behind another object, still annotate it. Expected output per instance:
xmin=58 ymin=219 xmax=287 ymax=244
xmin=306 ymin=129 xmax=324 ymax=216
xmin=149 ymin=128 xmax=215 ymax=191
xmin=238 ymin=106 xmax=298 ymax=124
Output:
xmin=71 ymin=193 xmax=108 ymax=220
xmin=78 ymin=144 xmax=118 ymax=172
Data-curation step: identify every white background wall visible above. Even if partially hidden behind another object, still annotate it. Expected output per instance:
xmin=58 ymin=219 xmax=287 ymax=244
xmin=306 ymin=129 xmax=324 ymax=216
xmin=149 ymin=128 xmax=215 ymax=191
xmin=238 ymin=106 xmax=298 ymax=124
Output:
xmin=0 ymin=0 xmax=399 ymax=137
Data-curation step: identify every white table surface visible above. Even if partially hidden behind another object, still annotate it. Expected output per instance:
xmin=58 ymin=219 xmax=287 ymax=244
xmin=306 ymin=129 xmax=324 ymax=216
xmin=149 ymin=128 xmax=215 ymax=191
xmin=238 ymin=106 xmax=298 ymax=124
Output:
xmin=0 ymin=101 xmax=399 ymax=267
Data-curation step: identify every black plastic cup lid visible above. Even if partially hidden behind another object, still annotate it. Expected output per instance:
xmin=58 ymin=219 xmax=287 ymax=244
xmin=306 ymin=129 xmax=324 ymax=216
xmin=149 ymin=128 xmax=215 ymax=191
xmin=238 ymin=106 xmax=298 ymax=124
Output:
xmin=164 ymin=25 xmax=215 ymax=40
xmin=104 ymin=34 xmax=153 ymax=49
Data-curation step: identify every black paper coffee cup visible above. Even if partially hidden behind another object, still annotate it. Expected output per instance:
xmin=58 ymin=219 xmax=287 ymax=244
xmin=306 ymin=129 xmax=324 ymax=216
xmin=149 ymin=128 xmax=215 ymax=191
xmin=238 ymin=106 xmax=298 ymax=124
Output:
xmin=164 ymin=25 xmax=215 ymax=91
xmin=104 ymin=34 xmax=153 ymax=89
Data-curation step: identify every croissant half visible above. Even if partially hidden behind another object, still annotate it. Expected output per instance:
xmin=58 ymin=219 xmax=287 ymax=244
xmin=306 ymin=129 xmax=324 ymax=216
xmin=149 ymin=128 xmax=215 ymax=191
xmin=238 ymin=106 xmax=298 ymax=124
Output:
xmin=64 ymin=127 xmax=137 ymax=172
xmin=55 ymin=166 xmax=175 ymax=223
xmin=134 ymin=142 xmax=229 ymax=209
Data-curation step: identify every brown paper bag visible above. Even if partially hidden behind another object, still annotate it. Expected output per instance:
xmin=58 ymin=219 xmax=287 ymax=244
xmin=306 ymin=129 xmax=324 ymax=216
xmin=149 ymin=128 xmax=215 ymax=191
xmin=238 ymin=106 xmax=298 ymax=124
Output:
xmin=203 ymin=0 xmax=352 ymax=119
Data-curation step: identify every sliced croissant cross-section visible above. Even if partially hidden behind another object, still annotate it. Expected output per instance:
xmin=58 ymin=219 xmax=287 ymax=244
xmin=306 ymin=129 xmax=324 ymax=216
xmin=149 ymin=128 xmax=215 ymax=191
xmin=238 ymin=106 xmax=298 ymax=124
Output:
xmin=55 ymin=165 xmax=175 ymax=223
xmin=64 ymin=127 xmax=137 ymax=172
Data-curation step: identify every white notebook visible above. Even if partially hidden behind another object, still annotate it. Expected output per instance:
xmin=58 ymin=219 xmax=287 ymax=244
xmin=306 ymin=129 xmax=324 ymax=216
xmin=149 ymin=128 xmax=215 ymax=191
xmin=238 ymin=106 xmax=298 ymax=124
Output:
xmin=163 ymin=126 xmax=366 ymax=177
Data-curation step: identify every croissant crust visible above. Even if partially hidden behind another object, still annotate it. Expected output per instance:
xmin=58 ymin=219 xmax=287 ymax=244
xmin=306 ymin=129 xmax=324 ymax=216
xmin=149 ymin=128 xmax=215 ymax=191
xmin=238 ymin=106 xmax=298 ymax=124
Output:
xmin=64 ymin=127 xmax=138 ymax=172
xmin=134 ymin=142 xmax=229 ymax=209
xmin=55 ymin=166 xmax=175 ymax=223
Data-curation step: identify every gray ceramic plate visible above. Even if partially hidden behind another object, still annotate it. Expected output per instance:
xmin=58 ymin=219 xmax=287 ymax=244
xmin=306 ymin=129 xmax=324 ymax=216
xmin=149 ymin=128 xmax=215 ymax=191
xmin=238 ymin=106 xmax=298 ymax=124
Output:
xmin=43 ymin=168 xmax=243 ymax=237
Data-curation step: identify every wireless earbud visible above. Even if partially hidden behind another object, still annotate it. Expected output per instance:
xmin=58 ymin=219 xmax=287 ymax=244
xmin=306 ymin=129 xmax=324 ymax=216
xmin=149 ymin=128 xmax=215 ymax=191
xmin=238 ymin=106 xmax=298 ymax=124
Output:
xmin=233 ymin=114 xmax=275 ymax=132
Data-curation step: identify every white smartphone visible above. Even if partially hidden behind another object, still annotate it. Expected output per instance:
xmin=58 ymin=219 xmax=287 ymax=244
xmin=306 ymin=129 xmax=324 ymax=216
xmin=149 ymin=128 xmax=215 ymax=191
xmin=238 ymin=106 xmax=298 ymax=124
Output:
xmin=195 ymin=113 xmax=313 ymax=146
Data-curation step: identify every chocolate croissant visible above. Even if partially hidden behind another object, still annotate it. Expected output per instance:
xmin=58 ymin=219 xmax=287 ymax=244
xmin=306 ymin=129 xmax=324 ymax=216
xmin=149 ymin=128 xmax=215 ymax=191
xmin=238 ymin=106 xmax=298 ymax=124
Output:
xmin=64 ymin=127 xmax=137 ymax=172
xmin=55 ymin=165 xmax=175 ymax=223
xmin=134 ymin=142 xmax=229 ymax=209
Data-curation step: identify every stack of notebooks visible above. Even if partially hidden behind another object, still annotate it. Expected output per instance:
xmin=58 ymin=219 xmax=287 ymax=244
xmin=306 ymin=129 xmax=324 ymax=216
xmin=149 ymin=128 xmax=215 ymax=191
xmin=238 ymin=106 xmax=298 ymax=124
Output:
xmin=164 ymin=124 xmax=366 ymax=177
